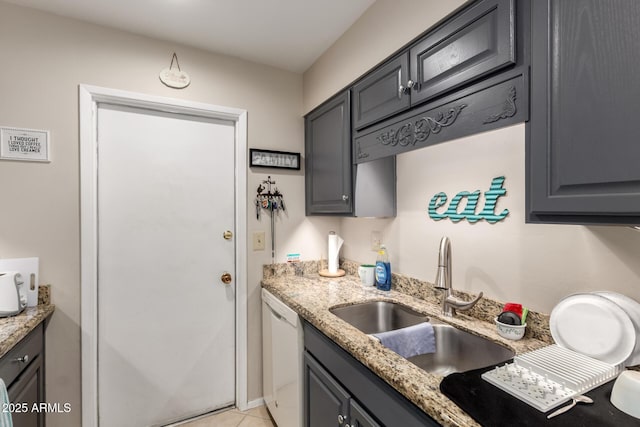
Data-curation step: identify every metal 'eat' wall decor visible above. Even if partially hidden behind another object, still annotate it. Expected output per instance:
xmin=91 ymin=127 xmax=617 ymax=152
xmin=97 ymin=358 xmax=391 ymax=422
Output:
xmin=428 ymin=176 xmax=509 ymax=223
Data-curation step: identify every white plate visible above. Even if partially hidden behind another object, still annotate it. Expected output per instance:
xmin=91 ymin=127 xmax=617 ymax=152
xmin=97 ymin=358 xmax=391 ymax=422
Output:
xmin=595 ymin=291 xmax=640 ymax=366
xmin=550 ymin=293 xmax=636 ymax=366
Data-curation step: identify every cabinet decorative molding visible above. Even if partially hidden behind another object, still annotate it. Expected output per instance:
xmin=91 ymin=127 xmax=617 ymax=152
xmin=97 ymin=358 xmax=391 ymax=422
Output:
xmin=377 ymin=104 xmax=466 ymax=147
xmin=356 ymin=141 xmax=370 ymax=160
xmin=483 ymin=86 xmax=517 ymax=124
xmin=354 ymin=73 xmax=527 ymax=164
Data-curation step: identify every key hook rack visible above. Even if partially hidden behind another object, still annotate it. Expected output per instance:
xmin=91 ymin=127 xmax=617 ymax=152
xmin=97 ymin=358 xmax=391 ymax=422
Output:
xmin=255 ymin=176 xmax=286 ymax=263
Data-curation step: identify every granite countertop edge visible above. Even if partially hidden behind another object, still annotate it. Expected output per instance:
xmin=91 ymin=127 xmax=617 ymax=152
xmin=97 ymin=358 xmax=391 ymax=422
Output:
xmin=0 ymin=305 xmax=55 ymax=359
xmin=262 ymin=274 xmax=548 ymax=427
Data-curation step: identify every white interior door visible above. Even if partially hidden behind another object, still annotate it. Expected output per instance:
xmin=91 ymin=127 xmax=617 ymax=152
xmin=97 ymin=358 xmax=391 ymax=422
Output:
xmin=96 ymin=103 xmax=236 ymax=426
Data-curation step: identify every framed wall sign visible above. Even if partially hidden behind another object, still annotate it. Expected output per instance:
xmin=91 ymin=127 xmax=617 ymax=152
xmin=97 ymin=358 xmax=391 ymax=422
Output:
xmin=250 ymin=149 xmax=300 ymax=170
xmin=0 ymin=126 xmax=50 ymax=162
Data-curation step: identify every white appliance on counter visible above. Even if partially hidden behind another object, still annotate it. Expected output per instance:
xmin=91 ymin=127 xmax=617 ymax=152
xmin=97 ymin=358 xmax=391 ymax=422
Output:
xmin=262 ymin=288 xmax=303 ymax=427
xmin=0 ymin=258 xmax=39 ymax=307
xmin=0 ymin=272 xmax=27 ymax=317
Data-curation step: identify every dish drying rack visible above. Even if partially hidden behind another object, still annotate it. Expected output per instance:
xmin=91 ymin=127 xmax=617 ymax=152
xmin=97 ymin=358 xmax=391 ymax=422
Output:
xmin=482 ymin=345 xmax=620 ymax=412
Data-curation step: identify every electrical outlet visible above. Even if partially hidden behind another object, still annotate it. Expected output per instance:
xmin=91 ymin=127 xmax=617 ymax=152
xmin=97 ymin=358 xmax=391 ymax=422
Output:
xmin=371 ymin=231 xmax=381 ymax=251
xmin=253 ymin=231 xmax=265 ymax=251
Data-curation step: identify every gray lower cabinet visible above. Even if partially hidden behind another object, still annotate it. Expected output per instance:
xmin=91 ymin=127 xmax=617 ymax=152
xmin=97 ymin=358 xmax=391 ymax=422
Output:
xmin=304 ymin=352 xmax=379 ymax=427
xmin=349 ymin=400 xmax=381 ymax=427
xmin=303 ymin=321 xmax=439 ymax=427
xmin=1 ymin=324 xmax=46 ymax=427
xmin=305 ymin=91 xmax=353 ymax=215
xmin=527 ymin=0 xmax=640 ymax=224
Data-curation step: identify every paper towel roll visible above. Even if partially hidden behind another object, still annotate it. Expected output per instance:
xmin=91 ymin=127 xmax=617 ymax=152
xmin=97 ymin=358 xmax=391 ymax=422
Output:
xmin=327 ymin=232 xmax=344 ymax=274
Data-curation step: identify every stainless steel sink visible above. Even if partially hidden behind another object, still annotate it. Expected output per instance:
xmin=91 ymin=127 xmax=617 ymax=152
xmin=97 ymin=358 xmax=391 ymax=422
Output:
xmin=407 ymin=323 xmax=514 ymax=376
xmin=329 ymin=300 xmax=514 ymax=375
xmin=329 ymin=301 xmax=429 ymax=334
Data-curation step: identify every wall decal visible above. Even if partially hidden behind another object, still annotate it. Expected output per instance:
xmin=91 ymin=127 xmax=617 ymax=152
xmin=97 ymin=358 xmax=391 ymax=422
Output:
xmin=428 ymin=176 xmax=509 ymax=223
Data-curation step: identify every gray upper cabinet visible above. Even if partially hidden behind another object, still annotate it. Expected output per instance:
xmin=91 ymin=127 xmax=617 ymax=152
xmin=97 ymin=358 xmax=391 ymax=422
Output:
xmin=527 ymin=0 xmax=640 ymax=224
xmin=352 ymin=54 xmax=410 ymax=131
xmin=410 ymin=0 xmax=515 ymax=106
xmin=305 ymin=91 xmax=353 ymax=215
xmin=351 ymin=0 xmax=515 ymax=132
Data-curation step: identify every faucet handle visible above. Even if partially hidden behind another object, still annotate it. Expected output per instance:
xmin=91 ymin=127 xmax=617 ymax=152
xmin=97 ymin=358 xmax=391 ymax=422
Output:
xmin=445 ymin=291 xmax=483 ymax=312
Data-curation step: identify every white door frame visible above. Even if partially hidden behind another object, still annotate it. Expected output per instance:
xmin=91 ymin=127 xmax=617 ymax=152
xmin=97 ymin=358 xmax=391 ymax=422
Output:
xmin=79 ymin=84 xmax=248 ymax=427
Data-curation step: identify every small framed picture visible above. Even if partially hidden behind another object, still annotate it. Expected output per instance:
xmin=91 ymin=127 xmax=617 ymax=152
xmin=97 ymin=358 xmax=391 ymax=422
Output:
xmin=0 ymin=127 xmax=50 ymax=162
xmin=250 ymin=149 xmax=300 ymax=170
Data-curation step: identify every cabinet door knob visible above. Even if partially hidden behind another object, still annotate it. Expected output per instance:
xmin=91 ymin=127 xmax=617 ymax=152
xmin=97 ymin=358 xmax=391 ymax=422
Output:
xmin=338 ymin=414 xmax=345 ymax=424
xmin=399 ymin=80 xmax=416 ymax=98
xmin=342 ymin=194 xmax=349 ymax=202
xmin=398 ymin=84 xmax=407 ymax=98
xmin=13 ymin=354 xmax=29 ymax=364
xmin=223 ymin=230 xmax=233 ymax=240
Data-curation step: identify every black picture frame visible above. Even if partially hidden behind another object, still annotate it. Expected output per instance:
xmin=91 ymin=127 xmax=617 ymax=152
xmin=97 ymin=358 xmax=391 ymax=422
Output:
xmin=249 ymin=149 xmax=301 ymax=170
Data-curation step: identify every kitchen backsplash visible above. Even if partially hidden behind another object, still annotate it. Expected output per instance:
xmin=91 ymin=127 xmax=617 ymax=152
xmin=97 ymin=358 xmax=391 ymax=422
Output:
xmin=263 ymin=259 xmax=552 ymax=343
xmin=38 ymin=284 xmax=51 ymax=306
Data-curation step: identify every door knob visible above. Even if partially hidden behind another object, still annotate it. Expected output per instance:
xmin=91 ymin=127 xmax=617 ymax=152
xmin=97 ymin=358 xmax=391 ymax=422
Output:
xmin=223 ymin=230 xmax=233 ymax=240
xmin=221 ymin=273 xmax=232 ymax=285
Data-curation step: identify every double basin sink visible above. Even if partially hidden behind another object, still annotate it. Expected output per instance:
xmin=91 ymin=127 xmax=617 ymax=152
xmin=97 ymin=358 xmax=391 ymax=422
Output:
xmin=329 ymin=301 xmax=514 ymax=376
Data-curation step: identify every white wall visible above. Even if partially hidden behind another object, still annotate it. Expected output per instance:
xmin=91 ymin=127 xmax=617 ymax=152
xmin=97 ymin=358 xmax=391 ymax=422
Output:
xmin=304 ymin=0 xmax=640 ymax=314
xmin=341 ymin=125 xmax=640 ymax=312
xmin=0 ymin=2 xmax=337 ymax=425
xmin=303 ymin=0 xmax=467 ymax=113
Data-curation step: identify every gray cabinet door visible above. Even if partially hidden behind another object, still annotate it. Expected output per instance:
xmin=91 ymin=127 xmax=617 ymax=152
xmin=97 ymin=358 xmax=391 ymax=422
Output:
xmin=8 ymin=355 xmax=45 ymax=427
xmin=410 ymin=0 xmax=515 ymax=106
xmin=528 ymin=0 xmax=640 ymax=224
xmin=304 ymin=321 xmax=440 ymax=427
xmin=305 ymin=91 xmax=353 ymax=215
xmin=352 ymin=54 xmax=410 ymax=131
xmin=350 ymin=399 xmax=381 ymax=427
xmin=304 ymin=352 xmax=350 ymax=427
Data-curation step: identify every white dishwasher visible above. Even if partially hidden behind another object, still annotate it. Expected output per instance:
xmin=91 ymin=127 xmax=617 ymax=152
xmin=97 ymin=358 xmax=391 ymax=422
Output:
xmin=262 ymin=288 xmax=303 ymax=427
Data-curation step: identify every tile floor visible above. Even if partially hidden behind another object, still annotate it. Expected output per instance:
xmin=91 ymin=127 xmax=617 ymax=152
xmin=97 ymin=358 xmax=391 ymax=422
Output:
xmin=180 ymin=406 xmax=275 ymax=427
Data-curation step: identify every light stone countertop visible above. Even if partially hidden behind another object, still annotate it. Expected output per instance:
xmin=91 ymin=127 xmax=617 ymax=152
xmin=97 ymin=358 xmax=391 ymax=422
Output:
xmin=262 ymin=271 xmax=549 ymax=427
xmin=0 ymin=304 xmax=54 ymax=359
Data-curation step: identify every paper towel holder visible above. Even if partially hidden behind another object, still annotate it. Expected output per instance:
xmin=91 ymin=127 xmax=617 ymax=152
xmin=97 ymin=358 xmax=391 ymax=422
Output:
xmin=319 ymin=231 xmax=345 ymax=278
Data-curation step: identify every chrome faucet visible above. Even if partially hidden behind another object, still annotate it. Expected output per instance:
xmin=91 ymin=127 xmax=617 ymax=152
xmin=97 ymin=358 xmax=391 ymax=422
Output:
xmin=434 ymin=236 xmax=483 ymax=317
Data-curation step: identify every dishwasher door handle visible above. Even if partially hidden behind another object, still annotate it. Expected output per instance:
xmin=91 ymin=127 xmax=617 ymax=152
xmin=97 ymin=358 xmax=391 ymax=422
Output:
xmin=269 ymin=307 xmax=285 ymax=321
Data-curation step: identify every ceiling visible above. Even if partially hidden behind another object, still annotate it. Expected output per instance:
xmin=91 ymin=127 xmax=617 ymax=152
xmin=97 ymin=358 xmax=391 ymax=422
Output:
xmin=3 ymin=0 xmax=376 ymax=73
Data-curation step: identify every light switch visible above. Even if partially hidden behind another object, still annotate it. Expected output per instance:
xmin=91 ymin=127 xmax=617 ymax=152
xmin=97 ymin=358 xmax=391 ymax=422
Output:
xmin=253 ymin=231 xmax=265 ymax=251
